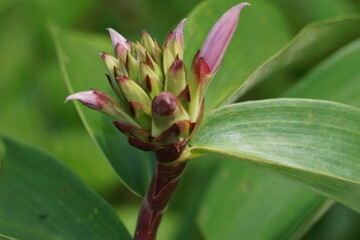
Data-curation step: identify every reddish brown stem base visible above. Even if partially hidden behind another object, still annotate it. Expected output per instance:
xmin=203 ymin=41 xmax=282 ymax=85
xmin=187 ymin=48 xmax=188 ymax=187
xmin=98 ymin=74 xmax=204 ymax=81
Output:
xmin=134 ymin=160 xmax=187 ymax=240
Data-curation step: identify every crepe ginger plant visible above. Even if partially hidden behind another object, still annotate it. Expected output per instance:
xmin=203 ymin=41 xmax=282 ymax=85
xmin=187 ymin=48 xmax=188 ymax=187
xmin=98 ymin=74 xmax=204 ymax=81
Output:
xmin=2 ymin=0 xmax=360 ymax=239
xmin=65 ymin=2 xmax=250 ymax=239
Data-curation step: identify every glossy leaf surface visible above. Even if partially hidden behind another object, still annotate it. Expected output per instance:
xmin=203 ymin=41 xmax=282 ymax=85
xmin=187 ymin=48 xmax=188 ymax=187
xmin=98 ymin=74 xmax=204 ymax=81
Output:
xmin=191 ymin=99 xmax=360 ymax=212
xmin=0 ymin=137 xmax=131 ymax=240
xmin=184 ymin=3 xmax=360 ymax=239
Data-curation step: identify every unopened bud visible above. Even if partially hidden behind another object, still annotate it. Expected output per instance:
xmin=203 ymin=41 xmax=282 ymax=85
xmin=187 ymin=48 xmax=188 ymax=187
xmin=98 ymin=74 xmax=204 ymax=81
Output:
xmin=188 ymin=52 xmax=212 ymax=121
xmin=151 ymin=92 xmax=189 ymax=137
xmin=116 ymin=76 xmax=152 ymax=105
xmin=165 ymin=58 xmax=186 ymax=96
xmin=199 ymin=3 xmax=250 ymax=74
xmin=71 ymin=4 xmax=249 ymax=153
xmin=164 ymin=19 xmax=186 ymax=59
xmin=145 ymin=75 xmax=162 ymax=99
xmin=152 ymin=92 xmax=177 ymax=116
xmin=107 ymin=28 xmax=131 ymax=51
xmin=132 ymin=42 xmax=147 ymax=62
xmin=126 ymin=52 xmax=139 ymax=82
xmin=146 ymin=52 xmax=164 ymax=82
xmin=100 ymin=52 xmax=119 ymax=78
xmin=152 ymin=40 xmax=163 ymax=66
xmin=141 ymin=31 xmax=155 ymax=52
xmin=163 ymin=46 xmax=174 ymax=74
xmin=139 ymin=62 xmax=163 ymax=98
xmin=65 ymin=90 xmax=136 ymax=125
xmin=115 ymin=43 xmax=129 ymax=62
xmin=162 ymin=19 xmax=186 ymax=73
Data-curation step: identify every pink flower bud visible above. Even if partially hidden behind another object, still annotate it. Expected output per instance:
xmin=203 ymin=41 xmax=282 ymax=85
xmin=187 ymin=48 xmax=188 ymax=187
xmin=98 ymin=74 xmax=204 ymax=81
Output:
xmin=115 ymin=43 xmax=130 ymax=61
xmin=65 ymin=89 xmax=137 ymax=125
xmin=65 ymin=90 xmax=108 ymax=110
xmin=107 ymin=28 xmax=131 ymax=50
xmin=152 ymin=92 xmax=177 ymax=116
xmin=199 ymin=2 xmax=250 ymax=74
xmin=164 ymin=18 xmax=186 ymax=45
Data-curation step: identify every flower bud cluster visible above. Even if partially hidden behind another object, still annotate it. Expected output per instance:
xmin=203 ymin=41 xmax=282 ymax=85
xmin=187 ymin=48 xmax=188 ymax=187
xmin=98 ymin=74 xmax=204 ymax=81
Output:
xmin=66 ymin=3 xmax=249 ymax=161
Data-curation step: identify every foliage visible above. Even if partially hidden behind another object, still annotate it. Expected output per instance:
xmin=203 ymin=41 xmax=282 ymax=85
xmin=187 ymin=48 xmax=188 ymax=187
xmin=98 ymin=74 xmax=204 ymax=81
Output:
xmin=1 ymin=0 xmax=360 ymax=239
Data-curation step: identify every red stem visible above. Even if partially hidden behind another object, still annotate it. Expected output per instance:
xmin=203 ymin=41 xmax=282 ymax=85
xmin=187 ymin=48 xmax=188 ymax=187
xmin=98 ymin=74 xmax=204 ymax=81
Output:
xmin=134 ymin=160 xmax=187 ymax=240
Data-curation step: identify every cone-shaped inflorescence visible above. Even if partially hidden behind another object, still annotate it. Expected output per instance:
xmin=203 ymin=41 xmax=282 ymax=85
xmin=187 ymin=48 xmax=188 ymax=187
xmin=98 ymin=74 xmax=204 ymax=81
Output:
xmin=66 ymin=3 xmax=250 ymax=162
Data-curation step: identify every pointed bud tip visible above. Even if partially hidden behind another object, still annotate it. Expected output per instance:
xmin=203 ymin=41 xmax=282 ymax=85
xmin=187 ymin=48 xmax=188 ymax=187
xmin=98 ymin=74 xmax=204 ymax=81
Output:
xmin=234 ymin=2 xmax=251 ymax=9
xmin=227 ymin=2 xmax=251 ymax=17
xmin=142 ymin=30 xmax=150 ymax=36
xmin=152 ymin=92 xmax=178 ymax=116
xmin=99 ymin=52 xmax=111 ymax=60
xmin=199 ymin=2 xmax=250 ymax=73
xmin=173 ymin=18 xmax=187 ymax=39
xmin=65 ymin=90 xmax=102 ymax=110
xmin=107 ymin=28 xmax=130 ymax=50
xmin=174 ymin=18 xmax=187 ymax=33
xmin=165 ymin=18 xmax=187 ymax=44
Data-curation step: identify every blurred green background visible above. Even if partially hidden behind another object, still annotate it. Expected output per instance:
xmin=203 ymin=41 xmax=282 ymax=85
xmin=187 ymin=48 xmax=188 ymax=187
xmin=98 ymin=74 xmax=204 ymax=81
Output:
xmin=1 ymin=0 xmax=360 ymax=239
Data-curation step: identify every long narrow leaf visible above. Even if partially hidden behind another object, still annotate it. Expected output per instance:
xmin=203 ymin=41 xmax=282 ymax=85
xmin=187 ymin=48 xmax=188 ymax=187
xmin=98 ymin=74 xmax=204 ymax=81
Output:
xmin=0 ymin=136 xmax=131 ymax=240
xmin=191 ymin=99 xmax=360 ymax=212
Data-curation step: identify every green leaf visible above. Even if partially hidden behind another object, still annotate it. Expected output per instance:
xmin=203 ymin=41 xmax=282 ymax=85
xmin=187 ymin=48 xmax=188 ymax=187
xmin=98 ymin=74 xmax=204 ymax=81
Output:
xmin=184 ymin=0 xmax=292 ymax=111
xmin=183 ymin=2 xmax=349 ymax=238
xmin=304 ymin=203 xmax=360 ymax=240
xmin=191 ymin=99 xmax=360 ymax=212
xmin=51 ymin=26 xmax=154 ymax=197
xmin=223 ymin=15 xmax=360 ymax=105
xmin=196 ymin=30 xmax=360 ymax=240
xmin=284 ymin=37 xmax=360 ymax=107
xmin=198 ymin=161 xmax=333 ymax=240
xmin=180 ymin=0 xmax=294 ymax=236
xmin=29 ymin=0 xmax=97 ymax=28
xmin=273 ymin=0 xmax=358 ymax=33
xmin=0 ymin=136 xmax=131 ymax=240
